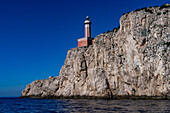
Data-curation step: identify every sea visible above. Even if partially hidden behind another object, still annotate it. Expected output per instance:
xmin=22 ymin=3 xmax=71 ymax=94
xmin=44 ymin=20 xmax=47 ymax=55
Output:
xmin=0 ymin=97 xmax=169 ymax=113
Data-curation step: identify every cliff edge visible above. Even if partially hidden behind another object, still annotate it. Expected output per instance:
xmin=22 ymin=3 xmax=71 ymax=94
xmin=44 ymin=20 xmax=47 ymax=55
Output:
xmin=22 ymin=4 xmax=170 ymax=99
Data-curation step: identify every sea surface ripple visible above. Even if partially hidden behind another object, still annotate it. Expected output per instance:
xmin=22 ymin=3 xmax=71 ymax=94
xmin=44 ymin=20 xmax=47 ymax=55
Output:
xmin=0 ymin=97 xmax=170 ymax=113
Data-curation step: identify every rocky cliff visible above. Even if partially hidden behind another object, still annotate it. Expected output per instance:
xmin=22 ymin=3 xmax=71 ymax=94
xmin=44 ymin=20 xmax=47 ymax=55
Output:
xmin=22 ymin=4 xmax=170 ymax=99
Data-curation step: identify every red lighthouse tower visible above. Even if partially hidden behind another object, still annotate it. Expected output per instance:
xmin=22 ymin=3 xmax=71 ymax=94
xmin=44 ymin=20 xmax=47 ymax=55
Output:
xmin=78 ymin=16 xmax=93 ymax=47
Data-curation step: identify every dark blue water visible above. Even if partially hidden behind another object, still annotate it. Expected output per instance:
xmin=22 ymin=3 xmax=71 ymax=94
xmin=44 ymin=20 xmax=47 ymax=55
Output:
xmin=0 ymin=97 xmax=169 ymax=113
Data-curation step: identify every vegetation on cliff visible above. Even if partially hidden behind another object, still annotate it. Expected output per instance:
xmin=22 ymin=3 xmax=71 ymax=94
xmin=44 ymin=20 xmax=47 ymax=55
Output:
xmin=22 ymin=4 xmax=170 ymax=99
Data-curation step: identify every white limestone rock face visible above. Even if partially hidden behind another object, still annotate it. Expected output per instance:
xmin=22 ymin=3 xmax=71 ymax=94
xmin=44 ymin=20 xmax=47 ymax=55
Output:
xmin=22 ymin=4 xmax=170 ymax=98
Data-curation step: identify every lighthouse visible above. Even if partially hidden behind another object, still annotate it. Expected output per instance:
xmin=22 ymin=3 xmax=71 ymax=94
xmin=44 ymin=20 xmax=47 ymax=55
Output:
xmin=84 ymin=16 xmax=91 ymax=38
xmin=78 ymin=16 xmax=93 ymax=47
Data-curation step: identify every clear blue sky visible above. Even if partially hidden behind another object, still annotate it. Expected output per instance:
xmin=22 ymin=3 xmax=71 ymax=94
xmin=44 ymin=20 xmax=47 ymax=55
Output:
xmin=0 ymin=0 xmax=169 ymax=97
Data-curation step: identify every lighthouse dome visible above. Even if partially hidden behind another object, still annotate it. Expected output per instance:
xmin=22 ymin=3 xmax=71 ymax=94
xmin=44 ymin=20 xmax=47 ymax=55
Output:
xmin=84 ymin=16 xmax=91 ymax=24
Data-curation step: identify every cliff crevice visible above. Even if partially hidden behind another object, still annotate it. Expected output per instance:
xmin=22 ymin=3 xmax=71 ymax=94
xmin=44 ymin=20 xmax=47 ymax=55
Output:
xmin=22 ymin=4 xmax=170 ymax=99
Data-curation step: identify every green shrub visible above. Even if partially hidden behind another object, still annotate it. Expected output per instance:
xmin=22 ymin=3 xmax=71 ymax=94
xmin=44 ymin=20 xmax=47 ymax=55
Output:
xmin=107 ymin=30 xmax=110 ymax=33
xmin=135 ymin=9 xmax=140 ymax=12
xmin=141 ymin=7 xmax=147 ymax=10
xmin=165 ymin=42 xmax=170 ymax=47
xmin=157 ymin=12 xmax=161 ymax=15
xmin=123 ymin=12 xmax=130 ymax=15
xmin=163 ymin=10 xmax=168 ymax=14
xmin=145 ymin=8 xmax=153 ymax=13
xmin=160 ymin=4 xmax=170 ymax=10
